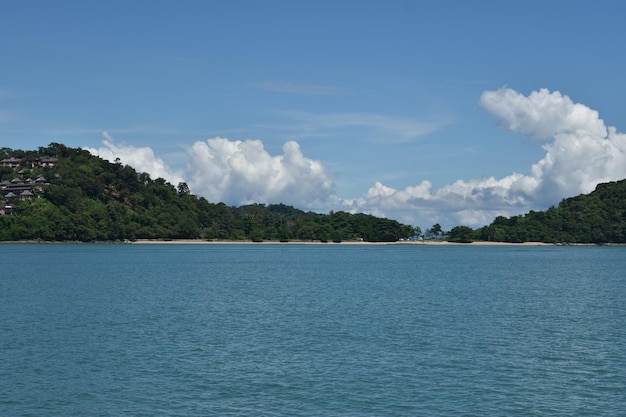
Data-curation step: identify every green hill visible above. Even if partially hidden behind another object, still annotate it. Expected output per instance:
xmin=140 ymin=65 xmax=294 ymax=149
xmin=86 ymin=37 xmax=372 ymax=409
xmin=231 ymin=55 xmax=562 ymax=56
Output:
xmin=473 ymin=180 xmax=626 ymax=244
xmin=0 ymin=143 xmax=416 ymax=242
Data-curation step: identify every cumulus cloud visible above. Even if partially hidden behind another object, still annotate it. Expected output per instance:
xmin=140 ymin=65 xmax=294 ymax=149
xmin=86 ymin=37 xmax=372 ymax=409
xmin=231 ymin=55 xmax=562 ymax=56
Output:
xmin=477 ymin=87 xmax=626 ymax=202
xmin=85 ymin=88 xmax=626 ymax=231
xmin=87 ymin=133 xmax=337 ymax=210
xmin=479 ymin=88 xmax=608 ymax=140
xmin=85 ymin=132 xmax=185 ymax=186
xmin=185 ymin=137 xmax=335 ymax=208
xmin=345 ymin=88 xmax=626 ymax=228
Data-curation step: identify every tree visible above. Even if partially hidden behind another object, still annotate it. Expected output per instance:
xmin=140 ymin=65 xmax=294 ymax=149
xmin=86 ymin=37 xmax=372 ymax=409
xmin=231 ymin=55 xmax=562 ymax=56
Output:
xmin=177 ymin=182 xmax=190 ymax=196
xmin=0 ymin=166 xmax=15 ymax=181
xmin=448 ymin=225 xmax=474 ymax=242
xmin=426 ymin=223 xmax=443 ymax=239
xmin=138 ymin=172 xmax=152 ymax=185
xmin=0 ymin=147 xmax=13 ymax=159
xmin=0 ymin=143 xmax=419 ymax=242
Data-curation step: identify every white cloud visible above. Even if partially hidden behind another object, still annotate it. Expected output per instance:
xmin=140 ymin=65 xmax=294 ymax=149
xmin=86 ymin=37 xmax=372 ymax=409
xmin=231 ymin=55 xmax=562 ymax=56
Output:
xmin=480 ymin=87 xmax=626 ymax=202
xmin=185 ymin=137 xmax=336 ymax=208
xmin=479 ymin=87 xmax=607 ymax=140
xmin=345 ymin=88 xmax=626 ymax=229
xmin=85 ymin=132 xmax=185 ymax=186
xmin=84 ymin=88 xmax=626 ymax=232
xmin=86 ymin=134 xmax=337 ymax=209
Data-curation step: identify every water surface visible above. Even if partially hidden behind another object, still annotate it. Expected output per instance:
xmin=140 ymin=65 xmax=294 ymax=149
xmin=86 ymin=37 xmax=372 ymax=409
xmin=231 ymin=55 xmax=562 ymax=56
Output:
xmin=1 ymin=244 xmax=624 ymax=416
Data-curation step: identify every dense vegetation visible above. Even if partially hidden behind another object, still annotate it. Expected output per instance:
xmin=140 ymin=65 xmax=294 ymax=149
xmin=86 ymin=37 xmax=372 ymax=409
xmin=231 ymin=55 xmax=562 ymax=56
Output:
xmin=458 ymin=180 xmax=626 ymax=244
xmin=4 ymin=143 xmax=626 ymax=244
xmin=0 ymin=144 xmax=416 ymax=242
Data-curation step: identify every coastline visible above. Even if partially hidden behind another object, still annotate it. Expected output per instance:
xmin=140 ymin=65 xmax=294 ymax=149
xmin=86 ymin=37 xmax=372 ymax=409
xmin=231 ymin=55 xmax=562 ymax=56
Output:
xmin=127 ymin=239 xmax=623 ymax=246
xmin=2 ymin=239 xmax=615 ymax=246
xmin=127 ymin=239 xmax=555 ymax=246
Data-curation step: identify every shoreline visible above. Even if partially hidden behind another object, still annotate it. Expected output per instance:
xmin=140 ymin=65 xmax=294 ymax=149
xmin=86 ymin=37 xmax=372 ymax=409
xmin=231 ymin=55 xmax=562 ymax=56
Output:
xmin=126 ymin=239 xmax=586 ymax=246
xmin=0 ymin=239 xmax=585 ymax=246
xmin=1 ymin=239 xmax=619 ymax=246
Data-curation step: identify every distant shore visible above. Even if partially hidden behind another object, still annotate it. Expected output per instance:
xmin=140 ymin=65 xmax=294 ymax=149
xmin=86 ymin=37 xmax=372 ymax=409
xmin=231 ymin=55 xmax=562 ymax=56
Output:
xmin=127 ymin=239 xmax=557 ymax=246
xmin=127 ymin=239 xmax=625 ymax=246
xmin=2 ymin=239 xmax=617 ymax=246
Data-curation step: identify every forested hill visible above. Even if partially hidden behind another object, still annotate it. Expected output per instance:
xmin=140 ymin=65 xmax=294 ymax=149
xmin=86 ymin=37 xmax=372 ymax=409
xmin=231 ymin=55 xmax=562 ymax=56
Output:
xmin=471 ymin=179 xmax=626 ymax=244
xmin=0 ymin=143 xmax=415 ymax=242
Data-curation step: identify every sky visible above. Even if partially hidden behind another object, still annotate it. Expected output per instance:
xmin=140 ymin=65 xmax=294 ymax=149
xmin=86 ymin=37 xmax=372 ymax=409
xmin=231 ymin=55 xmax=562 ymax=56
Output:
xmin=3 ymin=0 xmax=626 ymax=230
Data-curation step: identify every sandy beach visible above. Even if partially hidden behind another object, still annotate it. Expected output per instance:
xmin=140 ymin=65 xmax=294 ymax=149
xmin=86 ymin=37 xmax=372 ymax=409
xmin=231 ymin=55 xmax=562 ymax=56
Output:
xmin=128 ymin=239 xmax=555 ymax=246
xmin=3 ymin=239 xmax=605 ymax=246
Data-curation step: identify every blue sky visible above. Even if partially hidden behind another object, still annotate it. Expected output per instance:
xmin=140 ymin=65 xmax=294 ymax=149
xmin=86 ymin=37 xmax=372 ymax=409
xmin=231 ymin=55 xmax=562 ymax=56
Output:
xmin=3 ymin=1 xmax=626 ymax=229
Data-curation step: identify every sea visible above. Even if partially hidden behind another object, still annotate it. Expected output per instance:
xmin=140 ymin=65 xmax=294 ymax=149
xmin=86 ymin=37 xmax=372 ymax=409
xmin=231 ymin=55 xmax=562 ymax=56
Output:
xmin=1 ymin=243 xmax=624 ymax=416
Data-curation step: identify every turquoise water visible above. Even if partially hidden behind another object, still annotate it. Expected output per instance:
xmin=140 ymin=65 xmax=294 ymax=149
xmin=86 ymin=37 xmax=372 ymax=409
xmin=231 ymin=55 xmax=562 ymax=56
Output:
xmin=1 ymin=244 xmax=625 ymax=416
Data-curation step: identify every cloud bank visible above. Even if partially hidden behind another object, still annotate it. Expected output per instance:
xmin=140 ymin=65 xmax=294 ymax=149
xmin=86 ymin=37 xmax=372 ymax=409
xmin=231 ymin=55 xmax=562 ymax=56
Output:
xmin=87 ymin=134 xmax=337 ymax=210
xmin=86 ymin=88 xmax=626 ymax=230
xmin=185 ymin=138 xmax=335 ymax=209
xmin=347 ymin=87 xmax=626 ymax=227
xmin=84 ymin=132 xmax=185 ymax=186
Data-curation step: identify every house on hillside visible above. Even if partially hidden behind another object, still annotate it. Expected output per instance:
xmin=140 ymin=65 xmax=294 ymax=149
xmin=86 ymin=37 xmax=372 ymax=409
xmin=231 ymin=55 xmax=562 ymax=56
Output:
xmin=25 ymin=157 xmax=58 ymax=168
xmin=0 ymin=157 xmax=22 ymax=168
xmin=0 ymin=156 xmax=54 ymax=215
xmin=2 ymin=156 xmax=58 ymax=169
xmin=1 ymin=174 xmax=49 ymax=214
xmin=0 ymin=203 xmax=16 ymax=215
xmin=20 ymin=190 xmax=34 ymax=201
xmin=3 ymin=182 xmax=35 ymax=194
xmin=39 ymin=157 xmax=57 ymax=167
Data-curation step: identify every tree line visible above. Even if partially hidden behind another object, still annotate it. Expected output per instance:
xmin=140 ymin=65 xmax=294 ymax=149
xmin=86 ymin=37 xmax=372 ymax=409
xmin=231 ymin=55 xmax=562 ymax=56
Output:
xmin=0 ymin=143 xmax=416 ymax=242
xmin=474 ymin=180 xmax=626 ymax=243
xmin=3 ymin=143 xmax=626 ymax=244
xmin=444 ymin=179 xmax=626 ymax=244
